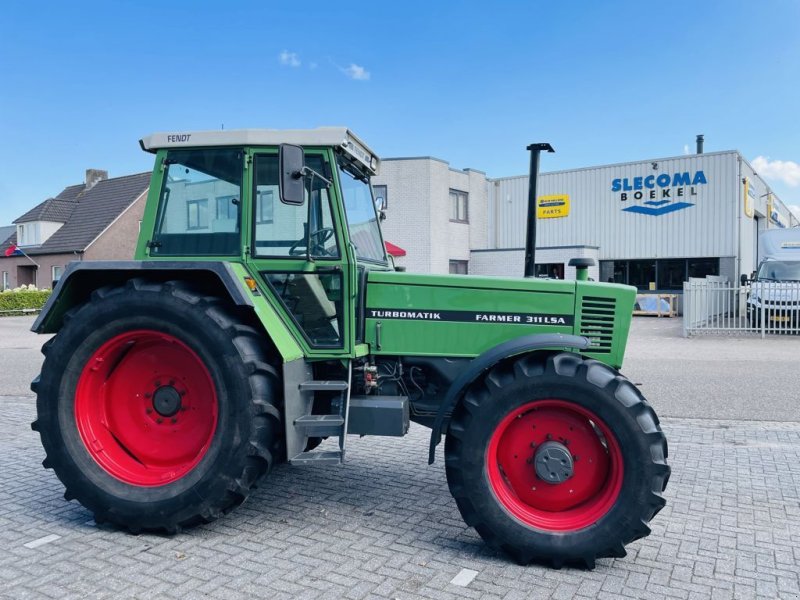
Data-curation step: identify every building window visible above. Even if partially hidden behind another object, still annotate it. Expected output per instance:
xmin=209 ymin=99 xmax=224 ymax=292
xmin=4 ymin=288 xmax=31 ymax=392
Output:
xmin=688 ymin=258 xmax=719 ymax=279
xmin=373 ymin=185 xmax=387 ymax=209
xmin=255 ymin=190 xmax=274 ymax=224
xmin=535 ymin=263 xmax=565 ymax=279
xmin=2 ymin=271 xmax=8 ymax=290
xmin=51 ymin=265 xmax=63 ymax=286
xmin=186 ymin=199 xmax=209 ymax=230
xmin=215 ymin=195 xmax=239 ymax=221
xmin=600 ymin=258 xmax=720 ymax=290
xmin=656 ymin=259 xmax=686 ymax=291
xmin=449 ymin=260 xmax=469 ymax=274
xmin=449 ymin=189 xmax=468 ymax=223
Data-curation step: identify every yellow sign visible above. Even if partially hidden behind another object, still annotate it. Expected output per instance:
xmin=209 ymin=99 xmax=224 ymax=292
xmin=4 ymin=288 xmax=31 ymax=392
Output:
xmin=537 ymin=194 xmax=570 ymax=219
xmin=743 ymin=178 xmax=754 ymax=218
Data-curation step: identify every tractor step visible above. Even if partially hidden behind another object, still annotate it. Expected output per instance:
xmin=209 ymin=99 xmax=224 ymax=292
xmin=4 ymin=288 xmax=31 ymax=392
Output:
xmin=298 ymin=380 xmax=349 ymax=392
xmin=290 ymin=450 xmax=342 ymax=465
xmin=294 ymin=414 xmax=345 ymax=436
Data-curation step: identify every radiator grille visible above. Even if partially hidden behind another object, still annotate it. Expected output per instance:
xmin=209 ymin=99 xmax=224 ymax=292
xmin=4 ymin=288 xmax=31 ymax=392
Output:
xmin=580 ymin=296 xmax=616 ymax=354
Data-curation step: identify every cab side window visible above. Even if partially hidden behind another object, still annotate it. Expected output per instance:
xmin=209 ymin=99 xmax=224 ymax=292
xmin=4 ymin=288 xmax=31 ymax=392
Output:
xmin=253 ymin=154 xmax=339 ymax=258
xmin=151 ymin=148 xmax=243 ymax=256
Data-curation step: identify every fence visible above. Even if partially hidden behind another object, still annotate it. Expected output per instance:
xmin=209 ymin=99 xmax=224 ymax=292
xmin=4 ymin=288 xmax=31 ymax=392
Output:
xmin=683 ymin=277 xmax=800 ymax=337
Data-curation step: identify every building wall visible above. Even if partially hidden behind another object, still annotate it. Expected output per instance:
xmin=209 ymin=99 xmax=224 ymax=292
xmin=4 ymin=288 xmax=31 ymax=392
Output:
xmin=470 ymin=246 xmax=600 ymax=281
xmin=84 ymin=191 xmax=147 ymax=260
xmin=374 ymin=158 xmax=488 ymax=274
xmin=376 ymin=159 xmax=434 ymax=273
xmin=0 ymin=252 xmax=76 ymax=289
xmin=491 ymin=151 xmax=743 ymax=260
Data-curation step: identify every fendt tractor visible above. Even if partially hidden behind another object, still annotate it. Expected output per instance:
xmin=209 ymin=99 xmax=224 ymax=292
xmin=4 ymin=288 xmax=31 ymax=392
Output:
xmin=30 ymin=128 xmax=669 ymax=568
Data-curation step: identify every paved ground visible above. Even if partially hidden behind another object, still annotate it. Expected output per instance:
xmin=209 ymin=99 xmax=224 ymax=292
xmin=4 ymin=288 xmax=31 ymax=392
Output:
xmin=1 ymin=316 xmax=799 ymax=599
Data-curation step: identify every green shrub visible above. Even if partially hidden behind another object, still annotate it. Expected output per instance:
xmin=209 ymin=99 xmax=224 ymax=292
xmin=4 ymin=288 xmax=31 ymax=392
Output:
xmin=0 ymin=285 xmax=52 ymax=316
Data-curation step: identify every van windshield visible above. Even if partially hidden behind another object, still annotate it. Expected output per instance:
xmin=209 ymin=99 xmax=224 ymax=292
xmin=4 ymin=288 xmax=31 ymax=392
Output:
xmin=757 ymin=260 xmax=800 ymax=281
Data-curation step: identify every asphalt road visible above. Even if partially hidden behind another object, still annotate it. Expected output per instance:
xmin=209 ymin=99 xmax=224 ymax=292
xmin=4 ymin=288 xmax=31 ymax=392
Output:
xmin=623 ymin=318 xmax=800 ymax=422
xmin=3 ymin=315 xmax=798 ymax=422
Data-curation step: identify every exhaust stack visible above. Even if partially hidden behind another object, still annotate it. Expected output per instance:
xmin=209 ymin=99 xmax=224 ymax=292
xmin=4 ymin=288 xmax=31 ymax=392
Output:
xmin=696 ymin=134 xmax=704 ymax=154
xmin=524 ymin=143 xmax=555 ymax=278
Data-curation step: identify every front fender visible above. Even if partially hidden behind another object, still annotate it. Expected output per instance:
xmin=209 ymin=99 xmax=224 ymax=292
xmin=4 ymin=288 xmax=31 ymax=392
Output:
xmin=427 ymin=333 xmax=590 ymax=464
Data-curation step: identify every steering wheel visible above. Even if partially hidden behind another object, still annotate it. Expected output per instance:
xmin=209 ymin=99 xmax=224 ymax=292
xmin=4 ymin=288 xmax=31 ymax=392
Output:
xmin=289 ymin=227 xmax=335 ymax=257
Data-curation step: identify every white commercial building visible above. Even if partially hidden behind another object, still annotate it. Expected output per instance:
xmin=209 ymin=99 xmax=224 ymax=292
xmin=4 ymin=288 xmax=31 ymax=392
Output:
xmin=374 ymin=148 xmax=798 ymax=294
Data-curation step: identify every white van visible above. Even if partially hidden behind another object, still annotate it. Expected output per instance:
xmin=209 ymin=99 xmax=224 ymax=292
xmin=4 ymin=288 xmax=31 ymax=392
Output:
xmin=746 ymin=229 xmax=800 ymax=327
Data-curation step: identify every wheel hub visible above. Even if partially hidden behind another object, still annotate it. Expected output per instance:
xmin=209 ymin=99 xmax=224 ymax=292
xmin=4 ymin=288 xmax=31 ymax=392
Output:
xmin=534 ymin=440 xmax=574 ymax=483
xmin=152 ymin=385 xmax=182 ymax=417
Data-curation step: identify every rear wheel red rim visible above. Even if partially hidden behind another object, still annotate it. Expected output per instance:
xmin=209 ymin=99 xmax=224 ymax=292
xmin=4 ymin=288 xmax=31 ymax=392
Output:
xmin=75 ymin=330 xmax=218 ymax=487
xmin=486 ymin=399 xmax=623 ymax=531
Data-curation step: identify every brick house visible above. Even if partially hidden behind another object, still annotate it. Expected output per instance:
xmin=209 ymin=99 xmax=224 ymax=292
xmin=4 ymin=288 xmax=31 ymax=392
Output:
xmin=1 ymin=170 xmax=150 ymax=290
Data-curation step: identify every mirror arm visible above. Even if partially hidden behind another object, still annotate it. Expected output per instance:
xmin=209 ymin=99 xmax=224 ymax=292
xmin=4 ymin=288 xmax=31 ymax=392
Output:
xmin=300 ymin=166 xmax=332 ymax=187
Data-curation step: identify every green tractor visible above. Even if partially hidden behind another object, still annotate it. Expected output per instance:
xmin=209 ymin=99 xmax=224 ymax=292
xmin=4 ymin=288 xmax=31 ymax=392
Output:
xmin=30 ymin=128 xmax=669 ymax=568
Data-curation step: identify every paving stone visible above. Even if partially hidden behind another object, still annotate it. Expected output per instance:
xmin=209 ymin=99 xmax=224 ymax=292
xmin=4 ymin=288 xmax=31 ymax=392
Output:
xmin=0 ymin=397 xmax=798 ymax=599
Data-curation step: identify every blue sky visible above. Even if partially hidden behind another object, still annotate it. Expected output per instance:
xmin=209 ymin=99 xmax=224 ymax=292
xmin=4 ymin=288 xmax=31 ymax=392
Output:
xmin=1 ymin=0 xmax=799 ymax=225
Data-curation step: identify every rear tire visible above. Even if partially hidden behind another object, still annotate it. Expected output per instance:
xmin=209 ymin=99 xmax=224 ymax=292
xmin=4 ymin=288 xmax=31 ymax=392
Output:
xmin=444 ymin=352 xmax=669 ymax=568
xmin=31 ymin=279 xmax=283 ymax=533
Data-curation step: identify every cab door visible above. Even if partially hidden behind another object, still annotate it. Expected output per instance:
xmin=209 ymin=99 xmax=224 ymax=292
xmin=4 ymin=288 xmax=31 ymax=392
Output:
xmin=244 ymin=148 xmax=355 ymax=357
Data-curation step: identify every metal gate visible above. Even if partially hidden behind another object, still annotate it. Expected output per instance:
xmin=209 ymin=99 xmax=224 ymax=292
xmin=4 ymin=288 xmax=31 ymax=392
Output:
xmin=683 ymin=277 xmax=800 ymax=337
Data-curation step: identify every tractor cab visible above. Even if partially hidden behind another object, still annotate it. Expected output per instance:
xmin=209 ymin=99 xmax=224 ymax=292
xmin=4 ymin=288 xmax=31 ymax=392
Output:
xmin=137 ymin=128 xmax=389 ymax=355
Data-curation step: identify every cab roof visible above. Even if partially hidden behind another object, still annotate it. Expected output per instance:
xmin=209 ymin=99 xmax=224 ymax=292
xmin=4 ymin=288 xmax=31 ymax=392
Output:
xmin=139 ymin=127 xmax=380 ymax=175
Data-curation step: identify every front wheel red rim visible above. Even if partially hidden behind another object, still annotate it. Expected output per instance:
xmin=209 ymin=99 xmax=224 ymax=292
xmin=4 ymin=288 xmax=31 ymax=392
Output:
xmin=75 ymin=330 xmax=218 ymax=487
xmin=486 ymin=399 xmax=624 ymax=531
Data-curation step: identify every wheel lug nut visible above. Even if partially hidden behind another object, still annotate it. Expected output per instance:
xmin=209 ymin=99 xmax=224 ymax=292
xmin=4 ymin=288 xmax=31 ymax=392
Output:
xmin=179 ymin=390 xmax=186 ymax=397
xmin=155 ymin=381 xmax=161 ymax=387
xmin=169 ymin=379 xmax=175 ymax=386
xmin=156 ymin=418 xmax=163 ymax=424
xmin=144 ymin=392 xmax=152 ymax=398
xmin=171 ymin=418 xmax=177 ymax=424
xmin=146 ymin=408 xmax=153 ymax=414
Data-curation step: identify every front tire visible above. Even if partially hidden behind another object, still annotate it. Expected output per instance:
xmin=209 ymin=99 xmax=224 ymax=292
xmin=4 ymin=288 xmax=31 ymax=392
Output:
xmin=31 ymin=279 xmax=283 ymax=533
xmin=444 ymin=352 xmax=669 ymax=568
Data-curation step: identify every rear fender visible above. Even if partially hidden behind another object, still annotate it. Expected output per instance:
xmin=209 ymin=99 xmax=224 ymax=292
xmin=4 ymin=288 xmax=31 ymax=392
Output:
xmin=32 ymin=260 xmax=303 ymax=362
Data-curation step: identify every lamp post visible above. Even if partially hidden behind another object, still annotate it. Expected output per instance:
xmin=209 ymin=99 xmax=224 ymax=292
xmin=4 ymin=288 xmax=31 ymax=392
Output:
xmin=524 ymin=142 xmax=555 ymax=278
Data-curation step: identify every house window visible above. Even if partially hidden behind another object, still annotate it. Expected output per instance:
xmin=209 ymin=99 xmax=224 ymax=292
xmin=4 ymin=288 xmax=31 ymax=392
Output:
xmin=449 ymin=190 xmax=468 ymax=223
xmin=215 ymin=195 xmax=238 ymax=221
xmin=51 ymin=265 xmax=63 ymax=285
xmin=256 ymin=190 xmax=274 ymax=224
xmin=373 ymin=185 xmax=388 ymax=209
xmin=2 ymin=271 xmax=8 ymax=290
xmin=449 ymin=260 xmax=469 ymax=274
xmin=186 ymin=199 xmax=209 ymax=230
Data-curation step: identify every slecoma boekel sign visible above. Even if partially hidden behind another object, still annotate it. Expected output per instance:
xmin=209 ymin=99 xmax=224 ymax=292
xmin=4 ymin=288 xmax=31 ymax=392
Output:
xmin=612 ymin=170 xmax=708 ymax=216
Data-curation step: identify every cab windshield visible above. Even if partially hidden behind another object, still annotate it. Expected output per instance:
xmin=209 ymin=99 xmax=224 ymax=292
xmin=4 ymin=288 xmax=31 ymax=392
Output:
xmin=757 ymin=260 xmax=800 ymax=282
xmin=337 ymin=156 xmax=387 ymax=264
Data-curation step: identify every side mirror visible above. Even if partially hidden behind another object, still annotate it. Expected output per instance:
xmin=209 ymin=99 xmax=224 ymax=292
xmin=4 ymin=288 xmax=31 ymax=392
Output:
xmin=740 ymin=273 xmax=748 ymax=286
xmin=279 ymin=144 xmax=305 ymax=205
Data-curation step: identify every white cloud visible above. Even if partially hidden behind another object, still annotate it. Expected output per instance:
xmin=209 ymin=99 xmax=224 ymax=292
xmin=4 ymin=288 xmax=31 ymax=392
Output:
xmin=752 ymin=156 xmax=800 ymax=187
xmin=309 ymin=62 xmax=318 ymax=70
xmin=342 ymin=63 xmax=370 ymax=81
xmin=279 ymin=50 xmax=301 ymax=67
